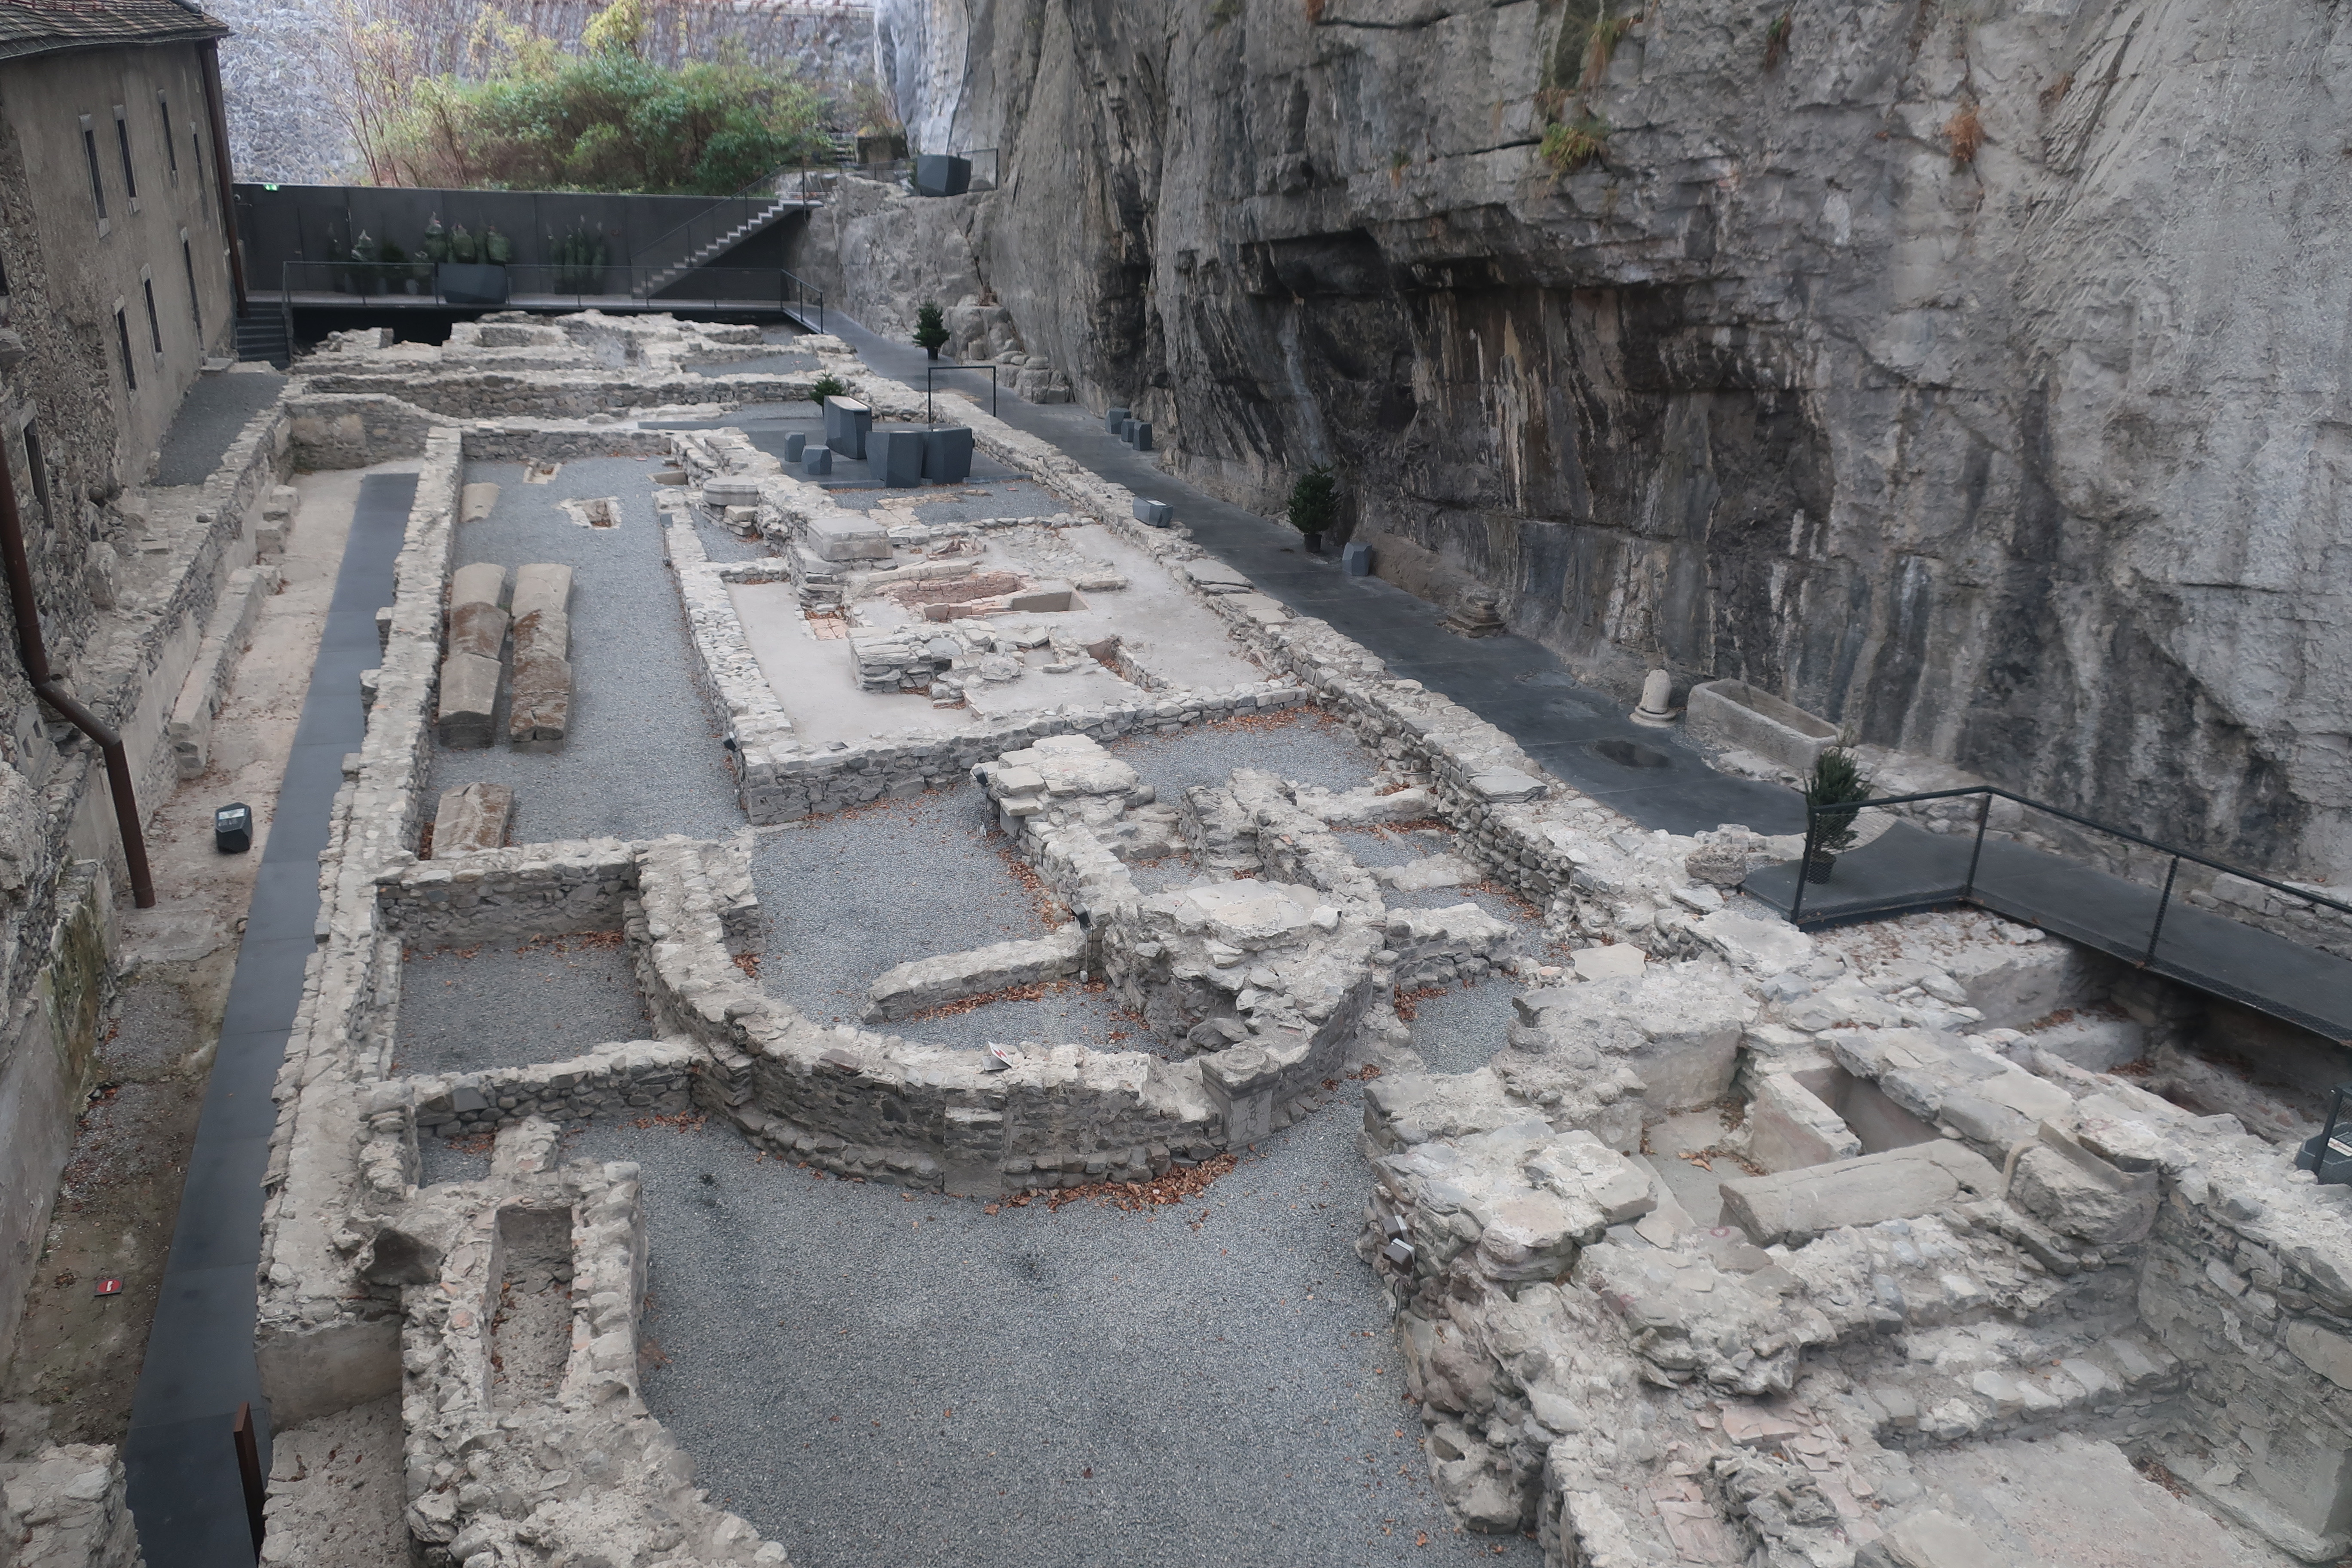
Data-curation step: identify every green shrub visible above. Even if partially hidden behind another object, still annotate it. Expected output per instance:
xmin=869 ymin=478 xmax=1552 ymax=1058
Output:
xmin=353 ymin=0 xmax=829 ymax=194
xmin=1803 ymin=747 xmax=1873 ymax=854
xmin=809 ymin=372 xmax=848 ymax=404
xmin=1540 ymin=115 xmax=1610 ymax=174
xmin=1286 ymin=466 xmax=1338 ymax=535
xmin=913 ymin=300 xmax=950 ymax=354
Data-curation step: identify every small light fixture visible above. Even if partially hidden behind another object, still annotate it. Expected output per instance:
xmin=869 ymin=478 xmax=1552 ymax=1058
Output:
xmin=214 ymin=801 xmax=252 ymax=854
xmin=2297 ymin=1083 xmax=2352 ymax=1184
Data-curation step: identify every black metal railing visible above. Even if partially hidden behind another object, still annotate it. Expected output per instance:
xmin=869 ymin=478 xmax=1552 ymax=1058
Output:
xmin=625 ymin=163 xmax=838 ymax=273
xmin=270 ymin=260 xmax=823 ymax=327
xmin=1788 ymin=784 xmax=2352 ymax=949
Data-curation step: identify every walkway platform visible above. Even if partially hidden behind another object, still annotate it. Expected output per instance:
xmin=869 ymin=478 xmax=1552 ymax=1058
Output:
xmin=1744 ymin=823 xmax=2352 ymax=1041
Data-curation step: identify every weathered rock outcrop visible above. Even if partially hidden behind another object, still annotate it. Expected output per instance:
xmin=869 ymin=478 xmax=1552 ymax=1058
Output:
xmin=838 ymin=0 xmax=2352 ymax=876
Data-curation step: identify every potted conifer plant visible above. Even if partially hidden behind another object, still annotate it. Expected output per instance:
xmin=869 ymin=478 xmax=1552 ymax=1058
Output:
xmin=1802 ymin=745 xmax=1871 ymax=882
xmin=913 ymin=300 xmax=949 ymax=359
xmin=1286 ymin=464 xmax=1338 ymax=554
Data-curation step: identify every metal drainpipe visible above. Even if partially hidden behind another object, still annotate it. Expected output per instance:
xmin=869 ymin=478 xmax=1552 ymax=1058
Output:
xmin=0 ymin=455 xmax=156 ymax=908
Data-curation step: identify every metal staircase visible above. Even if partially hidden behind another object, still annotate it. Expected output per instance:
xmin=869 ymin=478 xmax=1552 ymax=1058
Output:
xmin=233 ymin=303 xmax=291 ymax=368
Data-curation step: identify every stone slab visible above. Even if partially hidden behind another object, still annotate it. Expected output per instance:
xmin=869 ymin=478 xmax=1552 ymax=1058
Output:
xmin=446 ymin=600 xmax=508 ymax=662
xmin=450 ymin=561 xmax=507 ymax=611
xmin=432 ymin=781 xmax=513 ymax=856
xmin=1717 ymin=1140 xmax=2003 ymax=1246
xmin=806 ymin=512 xmax=890 ymax=562
xmin=511 ymin=562 xmax=574 ymax=623
xmin=436 ymin=651 xmax=502 ymax=748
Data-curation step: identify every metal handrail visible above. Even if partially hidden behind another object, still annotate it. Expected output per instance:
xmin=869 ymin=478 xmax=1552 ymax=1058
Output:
xmin=1785 ymin=782 xmax=2352 ymax=943
xmin=273 ymin=260 xmax=824 ymax=327
xmin=625 ymin=162 xmax=836 ymax=271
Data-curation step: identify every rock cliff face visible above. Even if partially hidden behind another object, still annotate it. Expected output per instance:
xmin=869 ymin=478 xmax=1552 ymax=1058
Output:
xmin=844 ymin=0 xmax=2352 ymax=878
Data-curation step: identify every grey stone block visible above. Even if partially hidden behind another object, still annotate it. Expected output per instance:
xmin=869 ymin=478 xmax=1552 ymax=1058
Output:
xmin=451 ymin=561 xmax=507 ymax=610
xmin=1132 ymin=421 xmax=1153 ymax=451
xmin=922 ymin=425 xmax=974 ymax=483
xmin=824 ymin=395 xmax=872 ymax=458
xmin=1717 ymin=1141 xmax=2003 ymax=1247
xmin=870 ymin=426 xmax=925 ymax=487
xmin=446 ymin=600 xmax=508 ymax=661
xmin=912 ymin=153 xmax=971 ymax=197
xmin=803 ymin=446 xmax=832 ymax=476
xmin=436 ymin=651 xmax=502 ymax=747
xmin=784 ymin=432 xmax=806 ymax=461
xmin=1686 ymin=678 xmax=1839 ymax=774
xmin=1132 ymin=498 xmax=1173 ymax=527
xmin=433 ymin=781 xmax=512 ymax=855
xmin=805 ymin=513 xmax=891 ymax=562
xmin=1342 ymin=541 xmax=1373 ymax=576
xmin=1105 ymin=406 xmax=1130 ymax=433
xmin=511 ymin=562 xmax=573 ymax=624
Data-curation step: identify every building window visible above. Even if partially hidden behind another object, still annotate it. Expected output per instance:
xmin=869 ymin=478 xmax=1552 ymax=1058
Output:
xmin=181 ymin=235 xmax=202 ymax=335
xmin=114 ymin=307 xmax=137 ymax=389
xmin=80 ymin=118 xmax=107 ymax=222
xmin=158 ymin=93 xmax=178 ymax=175
xmin=190 ymin=128 xmax=208 ymax=223
xmin=22 ymin=421 xmax=53 ymax=532
xmin=143 ymin=279 xmax=164 ymax=355
xmin=113 ymin=107 xmax=138 ymax=205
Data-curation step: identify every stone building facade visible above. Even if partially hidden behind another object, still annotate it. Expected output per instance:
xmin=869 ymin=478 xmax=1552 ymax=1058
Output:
xmin=0 ymin=0 xmax=244 ymax=1374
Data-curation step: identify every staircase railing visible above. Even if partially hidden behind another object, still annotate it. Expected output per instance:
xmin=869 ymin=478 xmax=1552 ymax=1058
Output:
xmin=624 ymin=162 xmax=838 ymax=274
xmin=274 ymin=259 xmax=823 ymax=329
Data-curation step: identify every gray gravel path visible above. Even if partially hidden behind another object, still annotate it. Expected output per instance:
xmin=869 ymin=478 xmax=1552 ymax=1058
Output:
xmin=572 ymin=1102 xmax=1538 ymax=1568
xmin=156 ymin=371 xmax=285 ymax=486
xmin=429 ymin=458 xmax=743 ymax=844
xmin=750 ymin=786 xmax=1057 ymax=1027
xmin=392 ymin=934 xmax=647 ymax=1079
xmin=1109 ymin=710 xmax=1382 ymax=803
xmin=686 ymin=350 xmax=818 ymax=377
xmin=1403 ymin=978 xmax=1521 ymax=1076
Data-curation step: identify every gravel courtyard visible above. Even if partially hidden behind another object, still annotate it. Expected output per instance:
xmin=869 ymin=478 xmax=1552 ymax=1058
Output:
xmin=573 ymin=1091 xmax=1538 ymax=1568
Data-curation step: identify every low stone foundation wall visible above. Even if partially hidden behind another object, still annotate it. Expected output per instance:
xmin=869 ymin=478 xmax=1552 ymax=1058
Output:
xmin=0 ymin=1443 xmax=145 ymax=1568
xmin=407 ymin=1039 xmax=700 ymax=1139
xmin=374 ymin=839 xmax=639 ymax=942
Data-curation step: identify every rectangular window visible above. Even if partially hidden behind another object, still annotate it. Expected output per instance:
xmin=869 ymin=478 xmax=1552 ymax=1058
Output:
xmin=143 ymin=279 xmax=163 ymax=354
xmin=181 ymin=236 xmax=202 ymax=335
xmin=21 ymin=421 xmax=52 ymax=531
xmin=80 ymin=120 xmax=107 ymax=221
xmin=190 ymin=129 xmax=208 ymax=223
xmin=158 ymin=93 xmax=178 ymax=175
xmin=113 ymin=107 xmax=138 ymax=203
xmin=114 ymin=308 xmax=138 ymax=389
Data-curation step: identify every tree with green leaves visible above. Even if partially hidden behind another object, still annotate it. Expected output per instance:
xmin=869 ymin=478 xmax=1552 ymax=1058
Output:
xmin=348 ymin=0 xmax=830 ymax=194
xmin=913 ymin=301 xmax=949 ymax=358
xmin=1287 ymin=465 xmax=1338 ymax=537
xmin=1804 ymin=746 xmax=1873 ymax=855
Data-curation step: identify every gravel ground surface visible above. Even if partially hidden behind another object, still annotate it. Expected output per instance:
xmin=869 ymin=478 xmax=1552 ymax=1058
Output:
xmin=417 ymin=1136 xmax=493 ymax=1188
xmin=1109 ymin=710 xmax=1383 ymax=804
xmin=1127 ymin=856 xmax=1201 ymax=895
xmin=1401 ymin=978 xmax=1521 ymax=1075
xmin=686 ymin=506 xmax=768 ymax=564
xmin=750 ymin=786 xmax=1058 ymax=1028
xmin=882 ymin=982 xmax=1144 ymax=1054
xmin=155 ymin=371 xmax=286 ymax=486
xmin=393 ymin=934 xmax=648 ymax=1079
xmin=429 ymin=458 xmax=743 ymax=844
xmin=572 ymin=1104 xmax=1539 ymax=1568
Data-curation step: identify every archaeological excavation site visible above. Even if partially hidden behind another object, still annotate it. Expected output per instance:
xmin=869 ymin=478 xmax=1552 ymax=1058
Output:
xmin=9 ymin=3 xmax=2352 ymax=1568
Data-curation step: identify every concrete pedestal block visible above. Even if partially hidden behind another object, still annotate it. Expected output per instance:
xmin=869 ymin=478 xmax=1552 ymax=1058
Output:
xmin=1132 ymin=498 xmax=1173 ymax=527
xmin=1341 ymin=541 xmax=1372 ymax=576
xmin=806 ymin=513 xmax=891 ymax=562
xmin=1105 ymin=406 xmax=1130 ymax=433
xmin=870 ymin=427 xmax=926 ymax=487
xmin=803 ymin=446 xmax=832 ymax=476
xmin=912 ymin=153 xmax=972 ymax=197
xmin=783 ymin=432 xmax=806 ymax=461
xmin=436 ymin=652 xmax=502 ymax=748
xmin=823 ymin=396 xmax=871 ymax=459
xmin=1132 ymin=422 xmax=1153 ymax=452
xmin=922 ymin=426 xmax=974 ymax=483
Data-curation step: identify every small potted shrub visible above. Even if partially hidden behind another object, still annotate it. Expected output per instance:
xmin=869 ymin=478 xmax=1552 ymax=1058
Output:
xmin=1286 ymin=464 xmax=1338 ymax=554
xmin=450 ymin=224 xmax=480 ymax=265
xmin=484 ymin=226 xmax=514 ymax=266
xmin=422 ymin=214 xmax=450 ymax=265
xmin=380 ymin=239 xmax=414 ymax=293
xmin=1802 ymin=745 xmax=1871 ymax=882
xmin=809 ymin=372 xmax=848 ymax=404
xmin=350 ymin=230 xmax=380 ymax=295
xmin=913 ymin=300 xmax=949 ymax=360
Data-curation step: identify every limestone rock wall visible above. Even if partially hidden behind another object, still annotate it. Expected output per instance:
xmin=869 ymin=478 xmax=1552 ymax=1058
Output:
xmin=862 ymin=0 xmax=2352 ymax=878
